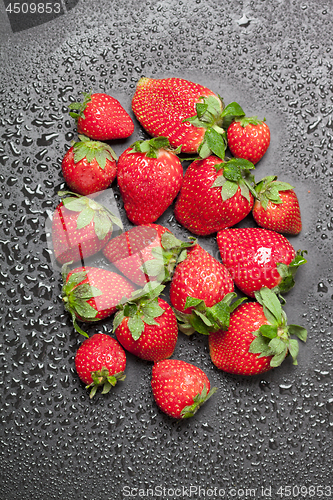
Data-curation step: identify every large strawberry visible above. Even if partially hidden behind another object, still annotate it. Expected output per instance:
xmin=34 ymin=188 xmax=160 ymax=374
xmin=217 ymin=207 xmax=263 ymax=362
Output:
xmin=75 ymin=333 xmax=126 ymax=398
xmin=113 ymin=283 xmax=178 ymax=362
xmin=132 ymin=77 xmax=228 ymax=157
xmin=103 ymin=223 xmax=196 ymax=287
xmin=174 ymin=155 xmax=255 ymax=235
xmin=69 ymin=91 xmax=134 ymax=141
xmin=117 ymin=137 xmax=183 ymax=225
xmin=62 ymin=264 xmax=136 ymax=336
xmin=209 ymin=287 xmax=307 ymax=375
xmin=227 ymin=116 xmax=270 ymax=164
xmin=252 ymin=175 xmax=302 ymax=235
xmin=52 ymin=191 xmax=122 ymax=265
xmin=169 ymin=244 xmax=235 ymax=334
xmin=151 ymin=359 xmax=217 ymax=419
xmin=61 ymin=135 xmax=117 ymax=196
xmin=217 ymin=227 xmax=307 ymax=297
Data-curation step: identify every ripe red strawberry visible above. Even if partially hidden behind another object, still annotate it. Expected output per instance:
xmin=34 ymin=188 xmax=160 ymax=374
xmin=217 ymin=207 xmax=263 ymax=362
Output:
xmin=62 ymin=264 xmax=136 ymax=336
xmin=217 ymin=227 xmax=307 ymax=297
xmin=174 ymin=155 xmax=255 ymax=235
xmin=113 ymin=283 xmax=178 ymax=362
xmin=209 ymin=287 xmax=307 ymax=375
xmin=61 ymin=135 xmax=117 ymax=196
xmin=103 ymin=223 xmax=195 ymax=287
xmin=75 ymin=333 xmax=126 ymax=398
xmin=169 ymin=244 xmax=235 ymax=334
xmin=227 ymin=116 xmax=270 ymax=164
xmin=151 ymin=359 xmax=217 ymax=419
xmin=252 ymin=175 xmax=302 ymax=234
xmin=69 ymin=91 xmax=134 ymax=141
xmin=52 ymin=191 xmax=122 ymax=265
xmin=132 ymin=77 xmax=227 ymax=156
xmin=117 ymin=137 xmax=183 ymax=225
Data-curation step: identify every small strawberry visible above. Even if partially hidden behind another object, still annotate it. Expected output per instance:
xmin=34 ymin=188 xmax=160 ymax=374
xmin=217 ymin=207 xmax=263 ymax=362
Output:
xmin=209 ymin=287 xmax=307 ymax=375
xmin=151 ymin=359 xmax=217 ymax=419
xmin=252 ymin=175 xmax=302 ymax=234
xmin=103 ymin=223 xmax=196 ymax=287
xmin=217 ymin=227 xmax=307 ymax=297
xmin=69 ymin=91 xmax=134 ymax=141
xmin=75 ymin=333 xmax=126 ymax=398
xmin=117 ymin=137 xmax=183 ymax=225
xmin=113 ymin=283 xmax=178 ymax=362
xmin=227 ymin=116 xmax=270 ymax=164
xmin=174 ymin=155 xmax=255 ymax=235
xmin=61 ymin=135 xmax=117 ymax=196
xmin=52 ymin=191 xmax=122 ymax=265
xmin=132 ymin=77 xmax=227 ymax=157
xmin=61 ymin=264 xmax=136 ymax=336
xmin=169 ymin=244 xmax=234 ymax=331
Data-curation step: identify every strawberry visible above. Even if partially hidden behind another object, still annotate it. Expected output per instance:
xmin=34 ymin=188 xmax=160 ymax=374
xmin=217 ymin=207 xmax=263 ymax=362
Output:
xmin=169 ymin=244 xmax=234 ymax=334
xmin=132 ymin=77 xmax=228 ymax=157
xmin=61 ymin=135 xmax=117 ymax=196
xmin=103 ymin=223 xmax=196 ymax=287
xmin=52 ymin=191 xmax=122 ymax=265
xmin=61 ymin=264 xmax=136 ymax=336
xmin=151 ymin=359 xmax=217 ymax=419
xmin=113 ymin=283 xmax=178 ymax=362
xmin=75 ymin=333 xmax=126 ymax=398
xmin=174 ymin=155 xmax=255 ymax=235
xmin=217 ymin=227 xmax=307 ymax=297
xmin=69 ymin=91 xmax=134 ymax=141
xmin=209 ymin=287 xmax=307 ymax=375
xmin=252 ymin=175 xmax=302 ymax=234
xmin=227 ymin=116 xmax=270 ymax=164
xmin=117 ymin=137 xmax=183 ymax=225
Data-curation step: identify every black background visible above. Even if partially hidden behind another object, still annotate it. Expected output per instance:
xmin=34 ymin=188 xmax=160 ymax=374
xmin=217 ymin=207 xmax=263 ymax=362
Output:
xmin=0 ymin=0 xmax=332 ymax=499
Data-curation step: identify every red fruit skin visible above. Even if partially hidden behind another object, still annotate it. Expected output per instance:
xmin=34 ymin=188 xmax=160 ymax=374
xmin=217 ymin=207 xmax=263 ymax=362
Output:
xmin=169 ymin=244 xmax=234 ymax=314
xmin=117 ymin=147 xmax=183 ymax=225
xmin=217 ymin=227 xmax=296 ymax=297
xmin=67 ymin=267 xmax=136 ymax=320
xmin=132 ymin=77 xmax=220 ymax=153
xmin=151 ymin=359 xmax=211 ymax=419
xmin=115 ymin=298 xmax=178 ymax=362
xmin=252 ymin=190 xmax=302 ymax=235
xmin=227 ymin=121 xmax=270 ymax=164
xmin=75 ymin=333 xmax=126 ymax=385
xmin=61 ymin=146 xmax=117 ymax=196
xmin=52 ymin=202 xmax=112 ymax=265
xmin=103 ymin=224 xmax=171 ymax=286
xmin=209 ymin=302 xmax=272 ymax=375
xmin=77 ymin=93 xmax=134 ymax=141
xmin=174 ymin=155 xmax=254 ymax=235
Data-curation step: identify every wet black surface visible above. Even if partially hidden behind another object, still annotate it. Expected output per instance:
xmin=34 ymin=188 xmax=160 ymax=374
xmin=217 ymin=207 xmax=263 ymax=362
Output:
xmin=0 ymin=1 xmax=332 ymax=499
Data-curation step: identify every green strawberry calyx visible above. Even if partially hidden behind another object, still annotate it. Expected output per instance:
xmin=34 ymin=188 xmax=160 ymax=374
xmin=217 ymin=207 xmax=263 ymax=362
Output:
xmin=235 ymin=115 xmax=266 ymax=128
xmin=113 ymin=282 xmax=166 ymax=340
xmin=58 ymin=190 xmax=123 ymax=240
xmin=181 ymin=384 xmax=218 ymax=419
xmin=140 ymin=232 xmax=197 ymax=284
xmin=68 ymin=91 xmax=93 ymax=121
xmin=86 ymin=366 xmax=126 ymax=399
xmin=274 ymin=250 xmax=308 ymax=296
xmin=210 ymin=157 xmax=256 ymax=203
xmin=254 ymin=175 xmax=295 ymax=210
xmin=72 ymin=134 xmax=118 ymax=170
xmin=128 ymin=136 xmax=182 ymax=158
xmin=61 ymin=263 xmax=103 ymax=337
xmin=249 ymin=287 xmax=307 ymax=368
xmin=174 ymin=292 xmax=247 ymax=336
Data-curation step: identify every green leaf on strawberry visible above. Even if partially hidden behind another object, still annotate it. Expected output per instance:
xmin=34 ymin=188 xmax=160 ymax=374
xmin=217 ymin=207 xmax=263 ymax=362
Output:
xmin=129 ymin=136 xmax=182 ymax=159
xmin=220 ymin=101 xmax=245 ymax=129
xmin=254 ymin=175 xmax=295 ymax=210
xmin=68 ymin=91 xmax=92 ymax=121
xmin=274 ymin=250 xmax=307 ymax=295
xmin=180 ymin=383 xmax=217 ymax=419
xmin=249 ymin=287 xmax=307 ymax=368
xmin=72 ymin=135 xmax=118 ymax=170
xmin=210 ymin=157 xmax=256 ymax=202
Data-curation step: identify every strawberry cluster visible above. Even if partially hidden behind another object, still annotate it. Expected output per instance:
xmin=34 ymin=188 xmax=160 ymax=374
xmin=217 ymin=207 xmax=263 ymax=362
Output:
xmin=53 ymin=78 xmax=307 ymax=419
